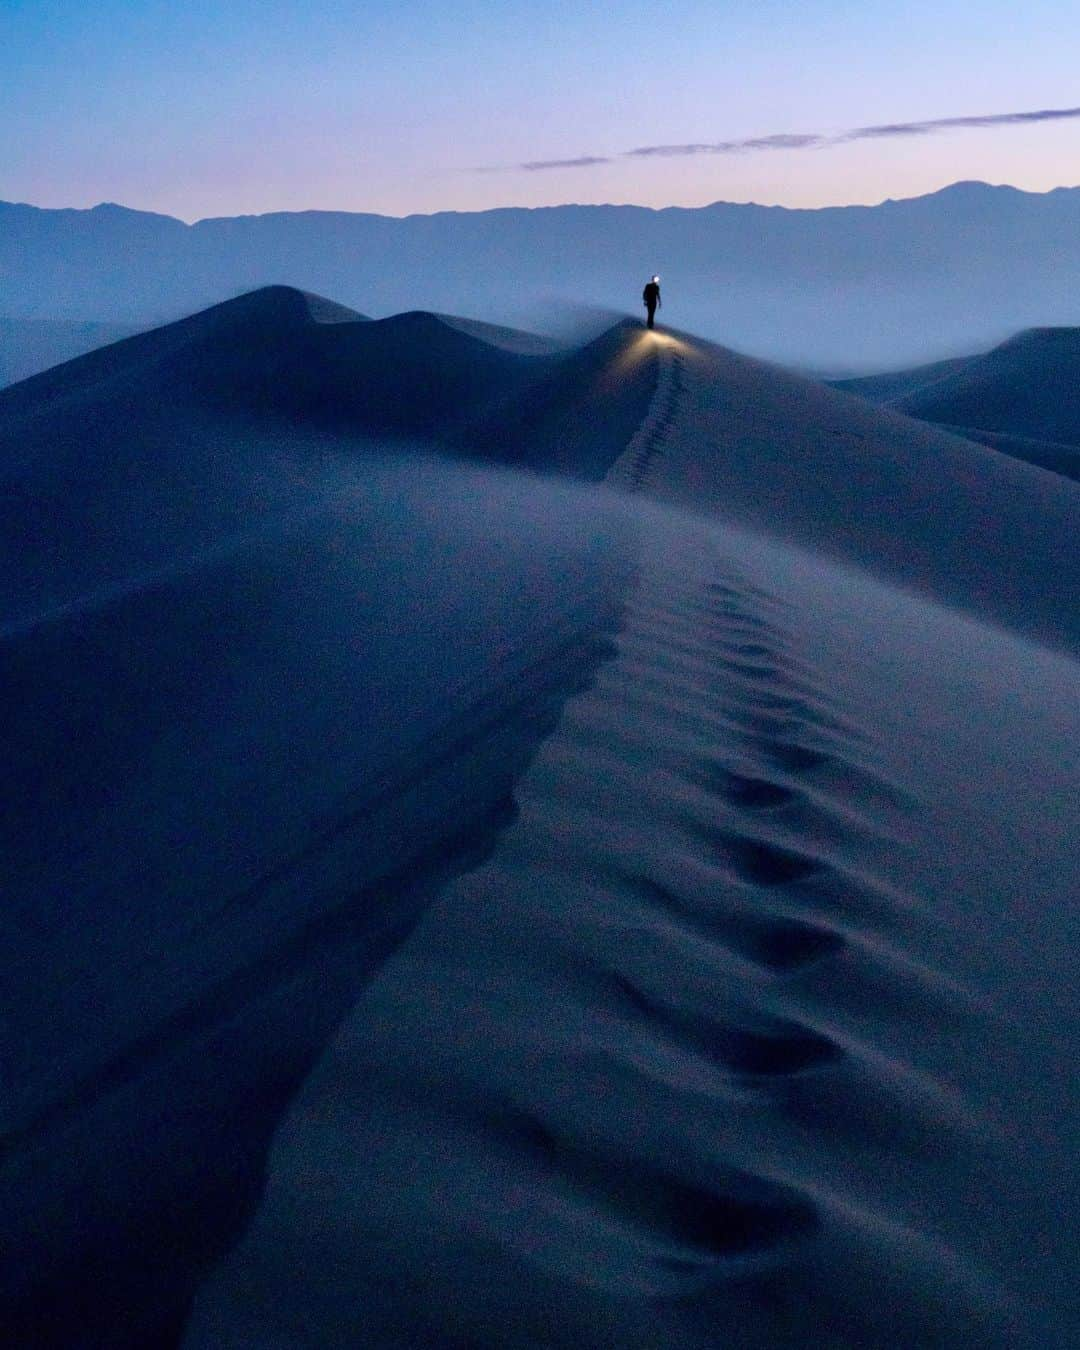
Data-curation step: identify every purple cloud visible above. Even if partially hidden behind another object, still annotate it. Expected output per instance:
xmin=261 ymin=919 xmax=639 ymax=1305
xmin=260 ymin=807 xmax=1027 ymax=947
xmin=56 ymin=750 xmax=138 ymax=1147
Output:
xmin=503 ymin=104 xmax=1080 ymax=170
xmin=845 ymin=106 xmax=1080 ymax=141
xmin=520 ymin=155 xmax=613 ymax=171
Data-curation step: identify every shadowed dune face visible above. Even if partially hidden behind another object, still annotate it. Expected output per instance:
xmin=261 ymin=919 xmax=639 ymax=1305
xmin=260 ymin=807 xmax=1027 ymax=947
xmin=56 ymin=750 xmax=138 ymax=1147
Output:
xmin=0 ymin=286 xmax=539 ymax=441
xmin=0 ymin=458 xmax=640 ymax=1348
xmin=463 ymin=320 xmax=661 ymax=479
xmin=892 ymin=326 xmax=1080 ymax=447
xmin=0 ymin=289 xmax=657 ymax=626
xmin=0 ymin=286 xmax=657 ymax=478
xmin=827 ymin=327 xmax=1080 ymax=481
xmin=930 ymin=424 xmax=1080 ymax=482
xmin=0 ymin=318 xmax=144 ymax=390
xmin=2 ymin=287 xmax=1078 ymax=1347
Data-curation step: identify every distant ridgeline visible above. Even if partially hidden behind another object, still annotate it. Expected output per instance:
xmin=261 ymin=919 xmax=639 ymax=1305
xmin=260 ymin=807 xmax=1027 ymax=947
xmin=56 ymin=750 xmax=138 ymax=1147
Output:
xmin=2 ymin=181 xmax=1080 ymax=370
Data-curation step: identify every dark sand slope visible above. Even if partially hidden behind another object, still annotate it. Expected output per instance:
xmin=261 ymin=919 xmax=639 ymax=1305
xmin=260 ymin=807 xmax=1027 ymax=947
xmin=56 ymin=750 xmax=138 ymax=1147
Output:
xmin=186 ymin=332 xmax=1079 ymax=1347
xmin=893 ymin=327 xmax=1080 ymax=450
xmin=435 ymin=313 xmax=569 ymax=355
xmin=827 ymin=329 xmax=1080 ymax=482
xmin=0 ymin=297 xmax=662 ymax=1345
xmin=462 ymin=319 xmax=660 ymax=480
xmin=0 ymin=289 xmax=654 ymax=627
xmin=0 ymin=284 xmax=543 ymax=450
xmin=0 ymin=462 xmax=641 ymax=1347
xmin=934 ymin=426 xmax=1080 ymax=484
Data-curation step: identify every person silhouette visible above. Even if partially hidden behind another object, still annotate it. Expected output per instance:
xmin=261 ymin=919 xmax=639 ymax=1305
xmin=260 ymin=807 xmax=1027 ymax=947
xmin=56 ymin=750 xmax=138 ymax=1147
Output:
xmin=643 ymin=275 xmax=661 ymax=329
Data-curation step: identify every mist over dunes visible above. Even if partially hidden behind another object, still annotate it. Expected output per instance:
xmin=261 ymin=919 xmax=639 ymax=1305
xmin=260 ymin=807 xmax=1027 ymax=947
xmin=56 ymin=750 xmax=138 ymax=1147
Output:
xmin=0 ymin=318 xmax=142 ymax=388
xmin=3 ymin=180 xmax=1080 ymax=370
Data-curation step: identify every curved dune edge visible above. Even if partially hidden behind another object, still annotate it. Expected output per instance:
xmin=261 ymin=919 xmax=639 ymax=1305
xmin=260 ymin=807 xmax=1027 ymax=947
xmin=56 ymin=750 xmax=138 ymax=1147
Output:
xmin=185 ymin=323 xmax=1078 ymax=1349
xmin=616 ymin=328 xmax=1079 ymax=653
xmin=892 ymin=326 xmax=1080 ymax=448
xmin=0 ymin=460 xmax=644 ymax=1345
xmin=185 ymin=499 xmax=1079 ymax=1347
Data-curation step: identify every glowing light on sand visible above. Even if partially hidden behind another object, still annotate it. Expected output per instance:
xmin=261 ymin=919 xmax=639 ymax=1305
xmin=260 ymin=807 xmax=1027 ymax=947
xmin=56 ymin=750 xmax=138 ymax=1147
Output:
xmin=642 ymin=329 xmax=686 ymax=352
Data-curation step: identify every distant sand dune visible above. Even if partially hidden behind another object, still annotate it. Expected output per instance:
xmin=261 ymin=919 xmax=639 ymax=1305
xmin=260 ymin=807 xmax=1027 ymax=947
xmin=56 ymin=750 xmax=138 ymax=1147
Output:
xmin=828 ymin=354 xmax=975 ymax=404
xmin=893 ymin=326 xmax=1080 ymax=447
xmin=835 ymin=326 xmax=1080 ymax=482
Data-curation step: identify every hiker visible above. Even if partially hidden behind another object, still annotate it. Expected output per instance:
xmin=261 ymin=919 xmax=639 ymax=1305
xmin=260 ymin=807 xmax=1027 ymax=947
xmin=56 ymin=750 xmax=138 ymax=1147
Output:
xmin=643 ymin=275 xmax=661 ymax=329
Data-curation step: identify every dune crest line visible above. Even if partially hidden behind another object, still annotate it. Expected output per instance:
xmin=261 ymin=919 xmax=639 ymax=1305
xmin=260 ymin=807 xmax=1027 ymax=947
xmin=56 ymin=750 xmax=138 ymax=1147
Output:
xmin=185 ymin=512 xmax=1004 ymax=1347
xmin=606 ymin=337 xmax=687 ymax=492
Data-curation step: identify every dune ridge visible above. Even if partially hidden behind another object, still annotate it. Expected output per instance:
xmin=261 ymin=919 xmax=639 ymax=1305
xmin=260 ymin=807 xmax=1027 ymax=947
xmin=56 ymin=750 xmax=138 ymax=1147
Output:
xmin=892 ymin=326 xmax=1080 ymax=446
xmin=186 ymin=315 xmax=1076 ymax=1348
xmin=826 ymin=326 xmax=1080 ymax=481
xmin=1 ymin=291 xmax=1076 ymax=1347
xmin=186 ymin=507 xmax=1078 ymax=1349
xmin=828 ymin=354 xmax=976 ymax=403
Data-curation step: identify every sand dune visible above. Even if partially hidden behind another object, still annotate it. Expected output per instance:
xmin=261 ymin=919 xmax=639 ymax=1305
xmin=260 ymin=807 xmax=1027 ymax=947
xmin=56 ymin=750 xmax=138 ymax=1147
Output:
xmin=0 ymin=286 xmax=544 ymax=439
xmin=827 ymin=327 xmax=1080 ymax=482
xmin=187 ymin=512 xmax=1078 ymax=1350
xmin=631 ymin=330 xmax=1077 ymax=650
xmin=0 ymin=459 xmax=641 ymax=1346
xmin=892 ymin=327 xmax=1080 ymax=445
xmin=2 ymin=295 xmax=1077 ymax=1347
xmin=435 ymin=313 xmax=569 ymax=355
xmin=0 ymin=287 xmax=635 ymax=625
xmin=932 ymin=425 xmax=1080 ymax=483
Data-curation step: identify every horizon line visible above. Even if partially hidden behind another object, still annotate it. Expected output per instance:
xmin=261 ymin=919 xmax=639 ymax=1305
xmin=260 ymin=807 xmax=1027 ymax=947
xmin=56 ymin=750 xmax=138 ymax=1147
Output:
xmin=4 ymin=178 xmax=1080 ymax=228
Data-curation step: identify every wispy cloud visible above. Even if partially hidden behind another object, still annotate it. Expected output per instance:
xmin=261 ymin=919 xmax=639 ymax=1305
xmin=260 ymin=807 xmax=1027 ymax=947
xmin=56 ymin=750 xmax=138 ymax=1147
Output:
xmin=627 ymin=133 xmax=826 ymax=158
xmin=520 ymin=155 xmax=613 ymax=171
xmin=844 ymin=106 xmax=1080 ymax=141
xmin=495 ymin=104 xmax=1080 ymax=170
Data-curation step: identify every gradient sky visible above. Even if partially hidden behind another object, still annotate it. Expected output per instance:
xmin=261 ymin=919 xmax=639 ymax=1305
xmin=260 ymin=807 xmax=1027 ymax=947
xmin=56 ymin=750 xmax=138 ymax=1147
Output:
xmin=3 ymin=0 xmax=1080 ymax=220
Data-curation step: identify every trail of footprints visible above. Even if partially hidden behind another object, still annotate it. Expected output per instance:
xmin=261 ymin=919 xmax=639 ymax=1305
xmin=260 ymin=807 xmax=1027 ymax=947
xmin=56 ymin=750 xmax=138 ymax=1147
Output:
xmin=388 ymin=365 xmax=975 ymax=1306
xmin=606 ymin=340 xmax=687 ymax=492
xmin=616 ymin=565 xmax=935 ymax=998
xmin=594 ymin=361 xmax=965 ymax=1272
xmin=614 ymin=567 xmax=887 ymax=1016
xmin=509 ymin=535 xmax=971 ymax=1283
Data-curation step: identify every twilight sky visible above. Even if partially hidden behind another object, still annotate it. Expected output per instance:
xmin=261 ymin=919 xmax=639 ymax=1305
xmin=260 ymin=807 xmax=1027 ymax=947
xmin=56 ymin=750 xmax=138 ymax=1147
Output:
xmin=3 ymin=0 xmax=1080 ymax=221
